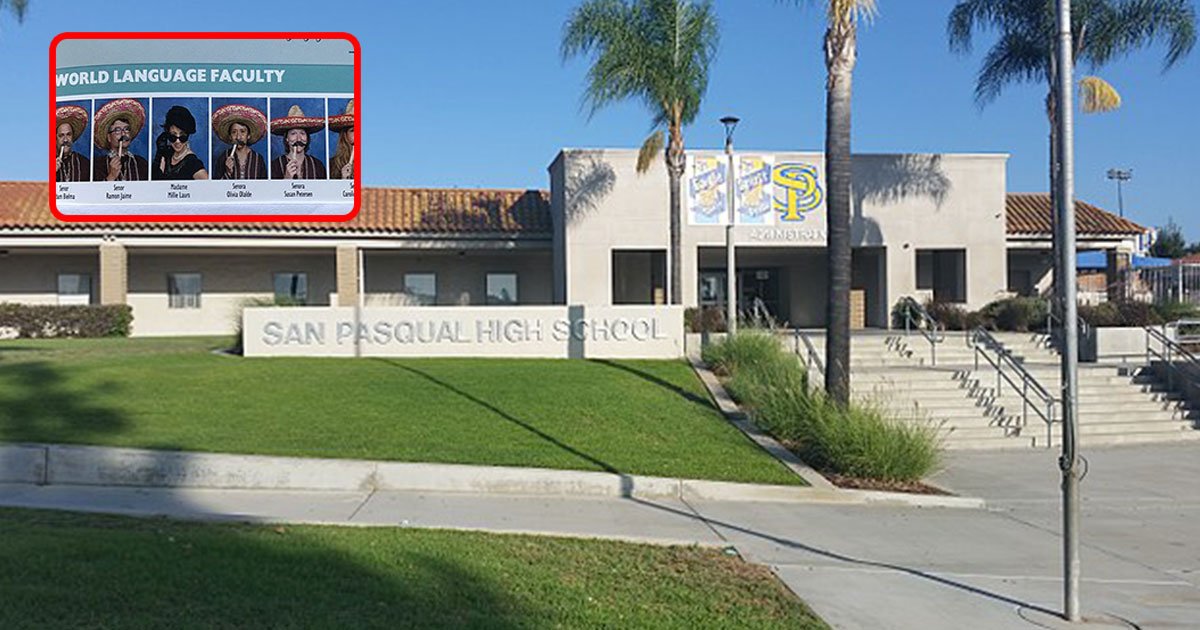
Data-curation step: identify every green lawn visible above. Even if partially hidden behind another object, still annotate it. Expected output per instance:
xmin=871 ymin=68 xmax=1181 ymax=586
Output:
xmin=0 ymin=337 xmax=799 ymax=485
xmin=0 ymin=508 xmax=827 ymax=629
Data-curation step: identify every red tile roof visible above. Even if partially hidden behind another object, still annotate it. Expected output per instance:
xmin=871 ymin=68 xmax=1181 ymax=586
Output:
xmin=0 ymin=181 xmax=552 ymax=235
xmin=1006 ymin=193 xmax=1148 ymax=236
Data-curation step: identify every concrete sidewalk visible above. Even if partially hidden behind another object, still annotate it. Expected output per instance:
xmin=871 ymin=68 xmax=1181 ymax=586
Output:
xmin=4 ymin=443 xmax=1199 ymax=630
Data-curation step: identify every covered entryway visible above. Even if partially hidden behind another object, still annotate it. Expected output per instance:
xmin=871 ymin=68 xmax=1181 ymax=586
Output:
xmin=696 ymin=246 xmax=888 ymax=328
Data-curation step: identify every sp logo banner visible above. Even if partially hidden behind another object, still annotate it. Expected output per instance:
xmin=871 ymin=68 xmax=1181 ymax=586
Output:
xmin=772 ymin=163 xmax=823 ymax=222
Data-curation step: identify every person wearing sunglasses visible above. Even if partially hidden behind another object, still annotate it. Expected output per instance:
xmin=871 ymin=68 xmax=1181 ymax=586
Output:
xmin=152 ymin=105 xmax=208 ymax=181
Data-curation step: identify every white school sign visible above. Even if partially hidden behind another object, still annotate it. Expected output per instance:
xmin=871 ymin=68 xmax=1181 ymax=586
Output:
xmin=243 ymin=306 xmax=685 ymax=359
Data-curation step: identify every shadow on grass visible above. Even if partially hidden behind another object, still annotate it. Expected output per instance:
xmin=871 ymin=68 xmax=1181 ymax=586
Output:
xmin=0 ymin=360 xmax=128 ymax=444
xmin=381 ymin=360 xmax=630 ymax=480
xmin=593 ymin=359 xmax=714 ymax=409
xmin=0 ymin=509 xmax=527 ymax=628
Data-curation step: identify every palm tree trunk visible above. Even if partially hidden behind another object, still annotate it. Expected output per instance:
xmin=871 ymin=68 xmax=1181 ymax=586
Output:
xmin=824 ymin=23 xmax=856 ymax=407
xmin=666 ymin=127 xmax=685 ymax=306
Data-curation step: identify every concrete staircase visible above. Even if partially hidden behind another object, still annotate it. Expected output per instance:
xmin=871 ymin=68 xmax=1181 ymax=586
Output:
xmin=804 ymin=330 xmax=1200 ymax=450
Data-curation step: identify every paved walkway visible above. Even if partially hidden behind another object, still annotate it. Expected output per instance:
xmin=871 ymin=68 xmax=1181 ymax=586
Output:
xmin=3 ymin=443 xmax=1198 ymax=629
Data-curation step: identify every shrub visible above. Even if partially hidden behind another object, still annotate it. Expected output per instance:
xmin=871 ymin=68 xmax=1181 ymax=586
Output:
xmin=685 ymin=306 xmax=727 ymax=333
xmin=229 ymin=296 xmax=292 ymax=355
xmin=701 ymin=329 xmax=779 ymax=376
xmin=979 ymin=297 xmax=1049 ymax=332
xmin=0 ymin=303 xmax=133 ymax=338
xmin=1079 ymin=301 xmax=1162 ymax=328
xmin=791 ymin=395 xmax=941 ymax=482
xmin=704 ymin=330 xmax=941 ymax=482
xmin=1154 ymin=301 xmax=1200 ymax=323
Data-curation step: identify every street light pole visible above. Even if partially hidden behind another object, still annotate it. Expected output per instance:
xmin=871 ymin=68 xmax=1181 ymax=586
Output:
xmin=1056 ymin=0 xmax=1082 ymax=622
xmin=722 ymin=116 xmax=740 ymax=334
xmin=1106 ymin=168 xmax=1132 ymax=217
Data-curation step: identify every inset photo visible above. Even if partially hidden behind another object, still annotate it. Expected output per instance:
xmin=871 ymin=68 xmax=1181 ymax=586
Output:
xmin=151 ymin=97 xmax=209 ymax=181
xmin=327 ymin=98 xmax=354 ymax=180
xmin=211 ymin=98 xmax=269 ymax=180
xmin=269 ymin=98 xmax=327 ymax=180
xmin=92 ymin=97 xmax=149 ymax=182
xmin=54 ymin=100 xmax=92 ymax=182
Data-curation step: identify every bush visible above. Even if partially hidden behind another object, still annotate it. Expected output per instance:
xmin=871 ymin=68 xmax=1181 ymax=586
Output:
xmin=1079 ymin=301 xmax=1162 ymax=328
xmin=230 ymin=296 xmax=293 ymax=355
xmin=979 ymin=297 xmax=1049 ymax=332
xmin=685 ymin=306 xmax=727 ymax=333
xmin=0 ymin=303 xmax=133 ymax=338
xmin=1153 ymin=301 xmax=1199 ymax=324
xmin=703 ymin=330 xmax=941 ymax=482
xmin=701 ymin=329 xmax=779 ymax=376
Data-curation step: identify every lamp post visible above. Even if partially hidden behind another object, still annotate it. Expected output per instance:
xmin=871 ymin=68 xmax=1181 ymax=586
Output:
xmin=1106 ymin=168 xmax=1132 ymax=217
xmin=721 ymin=116 xmax=740 ymax=334
xmin=1056 ymin=0 xmax=1082 ymax=622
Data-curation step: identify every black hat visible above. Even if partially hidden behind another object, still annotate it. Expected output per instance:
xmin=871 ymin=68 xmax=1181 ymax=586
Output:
xmin=163 ymin=105 xmax=196 ymax=135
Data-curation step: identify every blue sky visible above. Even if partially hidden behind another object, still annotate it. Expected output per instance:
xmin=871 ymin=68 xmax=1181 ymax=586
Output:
xmin=6 ymin=0 xmax=1197 ymax=238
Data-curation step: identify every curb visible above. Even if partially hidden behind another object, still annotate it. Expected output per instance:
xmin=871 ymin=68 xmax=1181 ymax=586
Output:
xmin=688 ymin=356 xmax=837 ymax=490
xmin=0 ymin=443 xmax=984 ymax=509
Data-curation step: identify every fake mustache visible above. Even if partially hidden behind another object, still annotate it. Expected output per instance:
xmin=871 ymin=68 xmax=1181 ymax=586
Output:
xmin=289 ymin=141 xmax=307 ymax=149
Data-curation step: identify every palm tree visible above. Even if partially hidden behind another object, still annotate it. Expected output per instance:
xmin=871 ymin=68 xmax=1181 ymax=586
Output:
xmin=562 ymin=0 xmax=719 ymax=306
xmin=949 ymin=0 xmax=1195 ymax=298
xmin=784 ymin=1 xmax=876 ymax=406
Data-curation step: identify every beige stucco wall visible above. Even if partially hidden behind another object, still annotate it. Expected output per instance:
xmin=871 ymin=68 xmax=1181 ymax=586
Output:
xmin=0 ymin=251 xmax=99 ymax=305
xmin=550 ymin=149 xmax=1009 ymax=325
xmin=362 ymin=250 xmax=553 ymax=306
xmin=126 ymin=251 xmax=337 ymax=337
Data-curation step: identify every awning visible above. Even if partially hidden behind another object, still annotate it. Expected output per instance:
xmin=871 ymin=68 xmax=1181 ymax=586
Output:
xmin=1077 ymin=251 xmax=1173 ymax=269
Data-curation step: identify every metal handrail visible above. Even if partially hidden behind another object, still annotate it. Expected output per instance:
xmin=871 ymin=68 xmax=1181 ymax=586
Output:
xmin=1145 ymin=323 xmax=1200 ymax=395
xmin=969 ymin=327 xmax=1059 ymax=448
xmin=1045 ymin=301 xmax=1091 ymax=345
xmin=793 ymin=329 xmax=825 ymax=387
xmin=898 ymin=296 xmax=945 ymax=365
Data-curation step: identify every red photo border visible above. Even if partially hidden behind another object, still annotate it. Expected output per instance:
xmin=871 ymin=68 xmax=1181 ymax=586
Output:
xmin=49 ymin=32 xmax=361 ymax=223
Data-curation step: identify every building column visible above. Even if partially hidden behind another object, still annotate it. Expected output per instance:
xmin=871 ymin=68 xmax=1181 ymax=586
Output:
xmin=1106 ymin=250 xmax=1130 ymax=303
xmin=98 ymin=240 xmax=127 ymax=305
xmin=336 ymin=244 xmax=359 ymax=307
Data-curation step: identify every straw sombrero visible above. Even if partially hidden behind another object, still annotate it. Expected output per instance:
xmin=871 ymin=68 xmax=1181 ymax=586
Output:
xmin=212 ymin=103 xmax=267 ymax=145
xmin=92 ymin=98 xmax=145 ymax=149
xmin=55 ymin=105 xmax=89 ymax=141
xmin=270 ymin=104 xmax=324 ymax=135
xmin=328 ymin=100 xmax=354 ymax=132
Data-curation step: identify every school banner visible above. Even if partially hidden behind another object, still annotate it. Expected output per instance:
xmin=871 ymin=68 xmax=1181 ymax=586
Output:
xmin=51 ymin=35 xmax=358 ymax=220
xmin=734 ymin=155 xmax=774 ymax=226
xmin=686 ymin=154 xmax=728 ymax=226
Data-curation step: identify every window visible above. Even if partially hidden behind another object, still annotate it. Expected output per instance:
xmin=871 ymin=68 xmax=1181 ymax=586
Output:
xmin=168 ymin=273 xmax=202 ymax=309
xmin=56 ymin=273 xmax=91 ymax=305
xmin=486 ymin=273 xmax=518 ymax=305
xmin=612 ymin=250 xmax=666 ymax=305
xmin=403 ymin=273 xmax=437 ymax=306
xmin=915 ymin=249 xmax=967 ymax=302
xmin=273 ymin=272 xmax=308 ymax=305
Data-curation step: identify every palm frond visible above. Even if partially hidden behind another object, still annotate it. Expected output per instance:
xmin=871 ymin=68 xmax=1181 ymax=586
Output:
xmin=1084 ymin=0 xmax=1196 ymax=69
xmin=562 ymin=0 xmax=719 ymax=128
xmin=829 ymin=0 xmax=877 ymax=25
xmin=1078 ymin=75 xmax=1122 ymax=113
xmin=637 ymin=130 xmax=665 ymax=173
xmin=1 ymin=0 xmax=28 ymax=21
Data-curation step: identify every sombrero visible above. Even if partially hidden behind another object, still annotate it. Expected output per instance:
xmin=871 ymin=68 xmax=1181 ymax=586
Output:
xmin=327 ymin=100 xmax=354 ymax=132
xmin=92 ymin=98 xmax=145 ymax=150
xmin=55 ymin=105 xmax=89 ymax=142
xmin=212 ymin=103 xmax=267 ymax=145
xmin=270 ymin=104 xmax=324 ymax=135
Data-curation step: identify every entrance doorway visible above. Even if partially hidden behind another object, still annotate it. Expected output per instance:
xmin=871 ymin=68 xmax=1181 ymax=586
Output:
xmin=699 ymin=268 xmax=782 ymax=322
